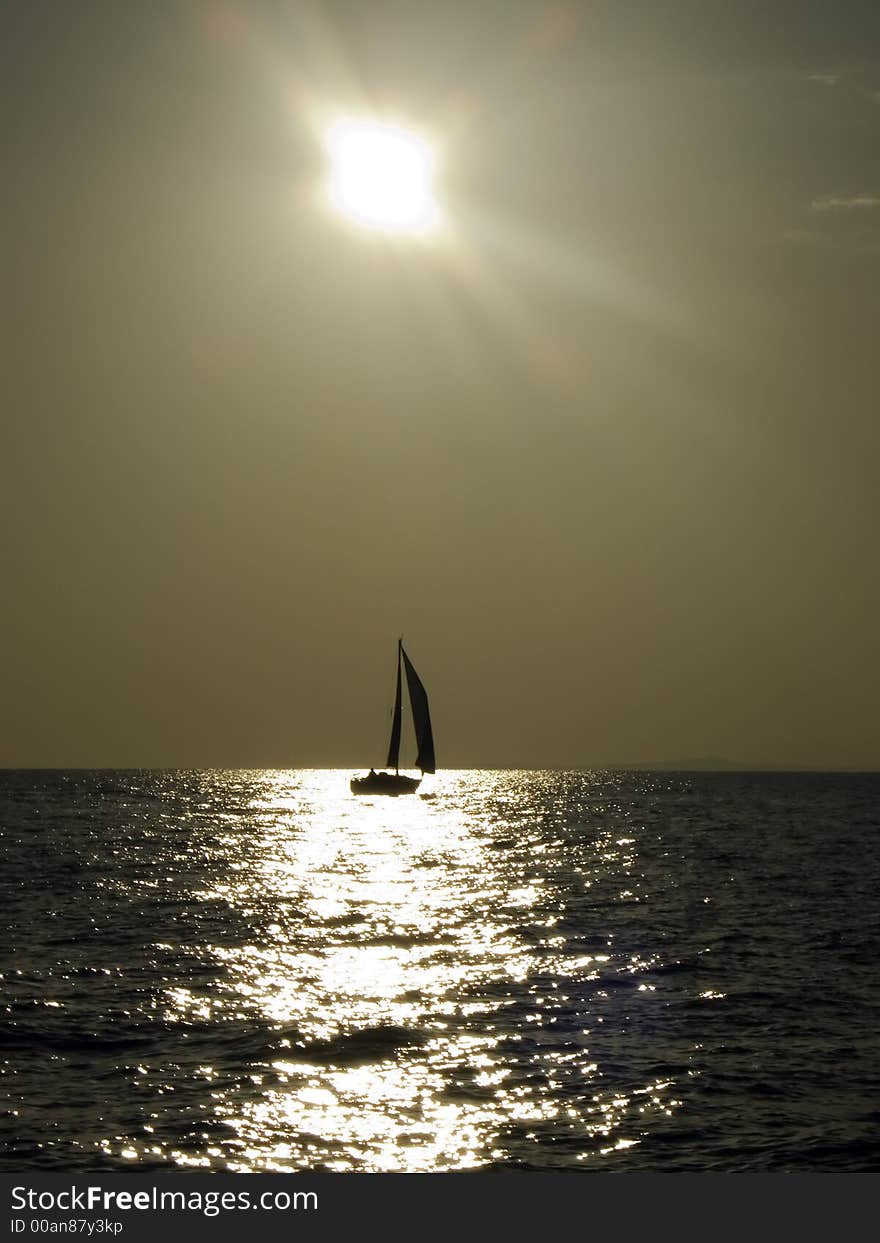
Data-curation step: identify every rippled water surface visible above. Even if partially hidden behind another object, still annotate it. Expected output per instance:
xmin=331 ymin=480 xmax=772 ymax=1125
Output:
xmin=3 ymin=769 xmax=879 ymax=1172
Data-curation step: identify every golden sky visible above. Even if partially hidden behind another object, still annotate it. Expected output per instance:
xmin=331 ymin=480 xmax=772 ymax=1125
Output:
xmin=3 ymin=1 xmax=879 ymax=768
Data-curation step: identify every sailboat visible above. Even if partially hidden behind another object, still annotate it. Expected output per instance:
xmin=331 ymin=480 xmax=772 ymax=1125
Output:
xmin=350 ymin=640 xmax=435 ymax=796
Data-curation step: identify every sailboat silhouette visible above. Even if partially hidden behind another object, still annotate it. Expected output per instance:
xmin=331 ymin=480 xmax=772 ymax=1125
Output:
xmin=351 ymin=640 xmax=435 ymax=796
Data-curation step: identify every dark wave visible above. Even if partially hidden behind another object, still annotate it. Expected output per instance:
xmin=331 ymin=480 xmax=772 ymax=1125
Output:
xmin=276 ymin=1025 xmax=427 ymax=1066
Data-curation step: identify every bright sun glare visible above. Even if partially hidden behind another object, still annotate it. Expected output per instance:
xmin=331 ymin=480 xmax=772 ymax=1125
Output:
xmin=326 ymin=119 xmax=438 ymax=235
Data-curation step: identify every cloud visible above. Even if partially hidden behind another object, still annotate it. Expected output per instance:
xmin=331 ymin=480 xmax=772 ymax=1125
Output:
xmin=806 ymin=70 xmax=880 ymax=104
xmin=811 ymin=194 xmax=880 ymax=212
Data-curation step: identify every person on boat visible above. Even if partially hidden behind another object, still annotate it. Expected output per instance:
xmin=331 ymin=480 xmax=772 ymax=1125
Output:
xmin=369 ymin=768 xmax=377 ymax=778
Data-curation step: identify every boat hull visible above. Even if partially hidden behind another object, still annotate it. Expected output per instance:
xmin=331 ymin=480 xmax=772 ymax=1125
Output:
xmin=350 ymin=772 xmax=421 ymax=796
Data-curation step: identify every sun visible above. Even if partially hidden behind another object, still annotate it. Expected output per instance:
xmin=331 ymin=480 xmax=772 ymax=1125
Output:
xmin=326 ymin=119 xmax=438 ymax=235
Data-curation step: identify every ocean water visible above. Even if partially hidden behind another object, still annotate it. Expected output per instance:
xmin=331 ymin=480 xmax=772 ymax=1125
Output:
xmin=2 ymin=768 xmax=879 ymax=1173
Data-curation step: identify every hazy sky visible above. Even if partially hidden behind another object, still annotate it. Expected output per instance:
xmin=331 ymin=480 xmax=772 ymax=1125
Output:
xmin=3 ymin=1 xmax=879 ymax=768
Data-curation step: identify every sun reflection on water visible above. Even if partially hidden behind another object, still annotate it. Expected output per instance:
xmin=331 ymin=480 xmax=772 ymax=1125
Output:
xmin=129 ymin=770 xmax=687 ymax=1170
xmin=10 ymin=768 xmax=878 ymax=1173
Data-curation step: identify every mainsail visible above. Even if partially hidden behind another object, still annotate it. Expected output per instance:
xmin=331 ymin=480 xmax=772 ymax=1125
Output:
xmin=402 ymin=644 xmax=435 ymax=774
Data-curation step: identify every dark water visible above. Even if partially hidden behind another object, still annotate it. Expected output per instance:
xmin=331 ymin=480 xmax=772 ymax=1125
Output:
xmin=2 ymin=769 xmax=879 ymax=1172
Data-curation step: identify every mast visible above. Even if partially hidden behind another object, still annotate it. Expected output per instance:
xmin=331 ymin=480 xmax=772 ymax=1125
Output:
xmin=386 ymin=640 xmax=403 ymax=773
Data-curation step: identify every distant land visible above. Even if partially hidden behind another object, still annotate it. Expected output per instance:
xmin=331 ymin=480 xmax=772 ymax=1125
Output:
xmin=608 ymin=758 xmax=880 ymax=773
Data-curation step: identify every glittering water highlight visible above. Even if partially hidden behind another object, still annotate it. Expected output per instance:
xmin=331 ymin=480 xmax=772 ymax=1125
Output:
xmin=3 ymin=769 xmax=879 ymax=1171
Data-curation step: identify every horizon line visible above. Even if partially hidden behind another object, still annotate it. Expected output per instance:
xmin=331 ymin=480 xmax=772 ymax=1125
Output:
xmin=2 ymin=764 xmax=879 ymax=775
